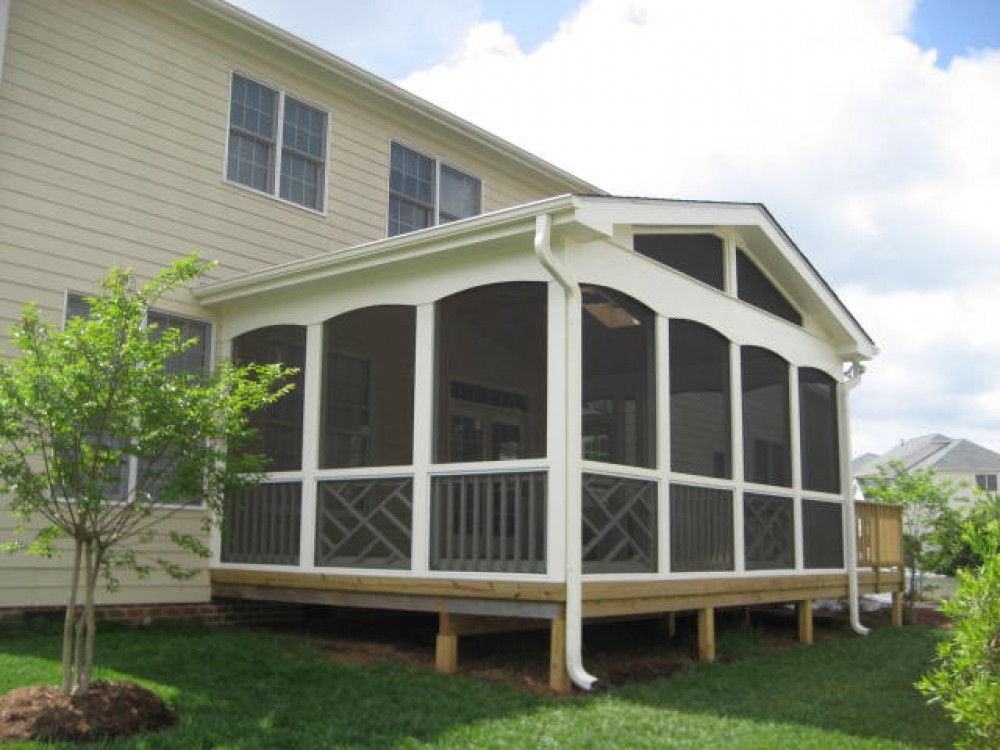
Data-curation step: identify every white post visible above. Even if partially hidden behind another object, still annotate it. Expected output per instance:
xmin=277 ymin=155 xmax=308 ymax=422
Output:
xmin=789 ymin=366 xmax=804 ymax=570
xmin=656 ymin=315 xmax=671 ymax=574
xmin=410 ymin=303 xmax=436 ymax=574
xmin=730 ymin=341 xmax=745 ymax=573
xmin=298 ymin=322 xmax=324 ymax=570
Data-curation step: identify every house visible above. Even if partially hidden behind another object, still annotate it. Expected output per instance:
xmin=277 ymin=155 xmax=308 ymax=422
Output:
xmin=0 ymin=0 xmax=903 ymax=690
xmin=854 ymin=434 xmax=1000 ymax=506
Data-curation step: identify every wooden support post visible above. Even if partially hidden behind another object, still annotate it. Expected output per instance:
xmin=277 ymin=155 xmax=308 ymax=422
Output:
xmin=797 ymin=600 xmax=814 ymax=645
xmin=435 ymin=613 xmax=458 ymax=674
xmin=891 ymin=591 xmax=904 ymax=628
xmin=549 ymin=607 xmax=571 ymax=693
xmin=665 ymin=611 xmax=677 ymax=639
xmin=697 ymin=607 xmax=715 ymax=662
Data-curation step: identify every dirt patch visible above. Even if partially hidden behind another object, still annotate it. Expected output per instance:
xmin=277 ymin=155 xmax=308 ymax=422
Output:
xmin=0 ymin=681 xmax=176 ymax=743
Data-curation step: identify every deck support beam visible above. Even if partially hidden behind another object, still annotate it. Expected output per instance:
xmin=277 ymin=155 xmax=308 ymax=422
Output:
xmin=436 ymin=613 xmax=458 ymax=673
xmin=891 ymin=591 xmax=904 ymax=628
xmin=697 ymin=607 xmax=715 ymax=662
xmin=797 ymin=600 xmax=814 ymax=645
xmin=549 ymin=608 xmax=571 ymax=693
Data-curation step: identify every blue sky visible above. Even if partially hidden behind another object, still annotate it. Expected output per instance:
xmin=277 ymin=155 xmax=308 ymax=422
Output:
xmin=228 ymin=0 xmax=1000 ymax=458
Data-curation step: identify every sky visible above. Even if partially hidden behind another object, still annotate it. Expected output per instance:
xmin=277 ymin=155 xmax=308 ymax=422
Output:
xmin=228 ymin=0 xmax=1000 ymax=458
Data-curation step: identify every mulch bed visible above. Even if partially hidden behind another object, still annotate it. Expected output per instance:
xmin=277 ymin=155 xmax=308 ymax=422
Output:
xmin=0 ymin=681 xmax=175 ymax=743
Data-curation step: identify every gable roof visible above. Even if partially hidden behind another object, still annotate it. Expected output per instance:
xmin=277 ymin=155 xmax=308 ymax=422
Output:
xmin=854 ymin=434 xmax=1000 ymax=476
xmin=196 ymin=194 xmax=877 ymax=360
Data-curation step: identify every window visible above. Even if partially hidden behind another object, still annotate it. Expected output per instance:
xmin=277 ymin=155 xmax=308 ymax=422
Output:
xmin=976 ymin=474 xmax=998 ymax=492
xmin=64 ymin=293 xmax=212 ymax=505
xmin=736 ymin=249 xmax=802 ymax=325
xmin=226 ymin=73 xmax=328 ymax=211
xmin=389 ymin=142 xmax=481 ymax=236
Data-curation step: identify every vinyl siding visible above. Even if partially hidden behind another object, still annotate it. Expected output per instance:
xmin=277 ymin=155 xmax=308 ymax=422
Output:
xmin=0 ymin=0 xmax=586 ymax=606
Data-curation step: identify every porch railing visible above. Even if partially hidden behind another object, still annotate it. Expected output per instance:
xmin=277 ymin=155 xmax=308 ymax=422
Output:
xmin=429 ymin=471 xmax=547 ymax=574
xmin=855 ymin=500 xmax=903 ymax=568
xmin=220 ymin=482 xmax=302 ymax=565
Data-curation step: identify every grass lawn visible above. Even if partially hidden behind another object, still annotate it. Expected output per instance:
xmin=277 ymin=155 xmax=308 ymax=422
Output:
xmin=0 ymin=616 xmax=957 ymax=749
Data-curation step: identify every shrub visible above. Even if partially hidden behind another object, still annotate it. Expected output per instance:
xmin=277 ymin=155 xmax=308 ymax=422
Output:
xmin=917 ymin=519 xmax=1000 ymax=748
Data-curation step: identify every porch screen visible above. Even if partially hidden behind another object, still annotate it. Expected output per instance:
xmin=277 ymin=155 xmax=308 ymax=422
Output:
xmin=232 ymin=325 xmax=306 ymax=471
xmin=581 ymin=286 xmax=656 ymax=468
xmin=741 ymin=346 xmax=791 ymax=487
xmin=803 ymin=499 xmax=844 ymax=568
xmin=320 ymin=306 xmax=415 ymax=468
xmin=669 ymin=320 xmax=731 ymax=478
xmin=799 ymin=368 xmax=841 ymax=493
xmin=435 ymin=283 xmax=547 ymax=463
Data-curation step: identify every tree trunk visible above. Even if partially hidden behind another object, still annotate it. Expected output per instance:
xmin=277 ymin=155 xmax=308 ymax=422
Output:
xmin=61 ymin=539 xmax=83 ymax=694
xmin=79 ymin=545 xmax=104 ymax=693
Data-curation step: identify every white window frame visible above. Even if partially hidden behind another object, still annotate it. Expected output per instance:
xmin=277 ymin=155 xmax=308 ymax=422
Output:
xmin=64 ymin=291 xmax=214 ymax=509
xmin=225 ymin=71 xmax=330 ymax=214
xmin=387 ymin=140 xmax=482 ymax=236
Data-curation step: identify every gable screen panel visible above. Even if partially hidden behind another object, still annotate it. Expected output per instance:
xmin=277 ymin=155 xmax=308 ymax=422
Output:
xmin=634 ymin=234 xmax=724 ymax=289
xmin=736 ymin=249 xmax=802 ymax=325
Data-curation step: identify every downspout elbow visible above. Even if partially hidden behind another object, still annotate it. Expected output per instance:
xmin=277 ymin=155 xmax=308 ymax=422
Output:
xmin=534 ymin=213 xmax=600 ymax=691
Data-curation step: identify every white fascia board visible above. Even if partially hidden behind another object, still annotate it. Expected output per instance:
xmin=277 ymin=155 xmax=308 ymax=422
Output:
xmin=572 ymin=196 xmax=878 ymax=361
xmin=194 ymin=195 xmax=578 ymax=306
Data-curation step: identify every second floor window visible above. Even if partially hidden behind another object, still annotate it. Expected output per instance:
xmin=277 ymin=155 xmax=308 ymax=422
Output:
xmin=226 ymin=73 xmax=328 ymax=212
xmin=388 ymin=142 xmax=481 ymax=236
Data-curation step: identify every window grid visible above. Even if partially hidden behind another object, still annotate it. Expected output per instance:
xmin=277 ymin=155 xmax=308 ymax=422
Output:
xmin=388 ymin=142 xmax=481 ymax=236
xmin=227 ymin=73 xmax=328 ymax=212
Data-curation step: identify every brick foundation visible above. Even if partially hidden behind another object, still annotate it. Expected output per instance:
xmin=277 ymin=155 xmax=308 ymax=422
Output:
xmin=0 ymin=598 xmax=306 ymax=627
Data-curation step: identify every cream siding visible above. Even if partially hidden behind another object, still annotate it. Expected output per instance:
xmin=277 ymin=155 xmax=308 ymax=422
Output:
xmin=0 ymin=0 xmax=589 ymax=608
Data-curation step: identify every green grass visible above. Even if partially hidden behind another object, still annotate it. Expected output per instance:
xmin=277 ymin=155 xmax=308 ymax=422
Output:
xmin=0 ymin=617 xmax=958 ymax=749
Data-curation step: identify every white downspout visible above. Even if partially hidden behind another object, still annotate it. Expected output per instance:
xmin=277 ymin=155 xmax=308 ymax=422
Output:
xmin=534 ymin=212 xmax=599 ymax=691
xmin=840 ymin=360 xmax=869 ymax=636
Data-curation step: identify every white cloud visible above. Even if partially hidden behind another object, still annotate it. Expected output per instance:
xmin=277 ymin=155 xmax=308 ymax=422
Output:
xmin=398 ymin=0 xmax=1000 ymax=456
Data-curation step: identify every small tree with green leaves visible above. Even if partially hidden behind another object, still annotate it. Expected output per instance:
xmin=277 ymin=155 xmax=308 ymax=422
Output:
xmin=917 ymin=519 xmax=1000 ymax=749
xmin=926 ymin=492 xmax=1000 ymax=576
xmin=0 ymin=255 xmax=294 ymax=695
xmin=863 ymin=461 xmax=954 ymax=599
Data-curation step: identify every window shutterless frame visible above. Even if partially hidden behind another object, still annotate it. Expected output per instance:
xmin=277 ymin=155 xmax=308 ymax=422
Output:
xmin=225 ymin=71 xmax=330 ymax=214
xmin=387 ymin=140 xmax=482 ymax=236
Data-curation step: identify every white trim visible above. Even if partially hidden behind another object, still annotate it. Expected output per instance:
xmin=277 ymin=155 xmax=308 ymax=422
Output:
xmin=656 ymin=315 xmax=671 ymax=575
xmin=789 ymin=367 xmax=804 ymax=570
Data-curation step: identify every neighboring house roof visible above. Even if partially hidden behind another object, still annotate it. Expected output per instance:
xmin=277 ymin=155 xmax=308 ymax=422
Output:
xmin=853 ymin=434 xmax=1000 ymax=476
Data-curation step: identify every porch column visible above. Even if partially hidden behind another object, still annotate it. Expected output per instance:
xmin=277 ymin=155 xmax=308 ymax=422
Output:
xmin=411 ymin=303 xmax=435 ymax=574
xmin=297 ymin=323 xmax=324 ymax=569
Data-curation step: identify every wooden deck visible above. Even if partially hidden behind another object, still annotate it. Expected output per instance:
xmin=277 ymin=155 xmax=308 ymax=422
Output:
xmin=212 ymin=565 xmax=905 ymax=692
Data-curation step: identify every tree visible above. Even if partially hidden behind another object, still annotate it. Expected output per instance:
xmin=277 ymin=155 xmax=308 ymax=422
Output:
xmin=917 ymin=519 xmax=1000 ymax=749
xmin=862 ymin=461 xmax=954 ymax=599
xmin=0 ymin=255 xmax=295 ymax=695
xmin=926 ymin=492 xmax=1000 ymax=576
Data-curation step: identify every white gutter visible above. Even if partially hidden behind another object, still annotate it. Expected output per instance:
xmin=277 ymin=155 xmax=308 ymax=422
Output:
xmin=840 ymin=360 xmax=869 ymax=636
xmin=533 ymin=212 xmax=599 ymax=691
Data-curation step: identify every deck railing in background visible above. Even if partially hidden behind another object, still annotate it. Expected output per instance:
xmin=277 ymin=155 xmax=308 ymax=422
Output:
xmin=855 ymin=501 xmax=903 ymax=568
xmin=220 ymin=482 xmax=302 ymax=565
